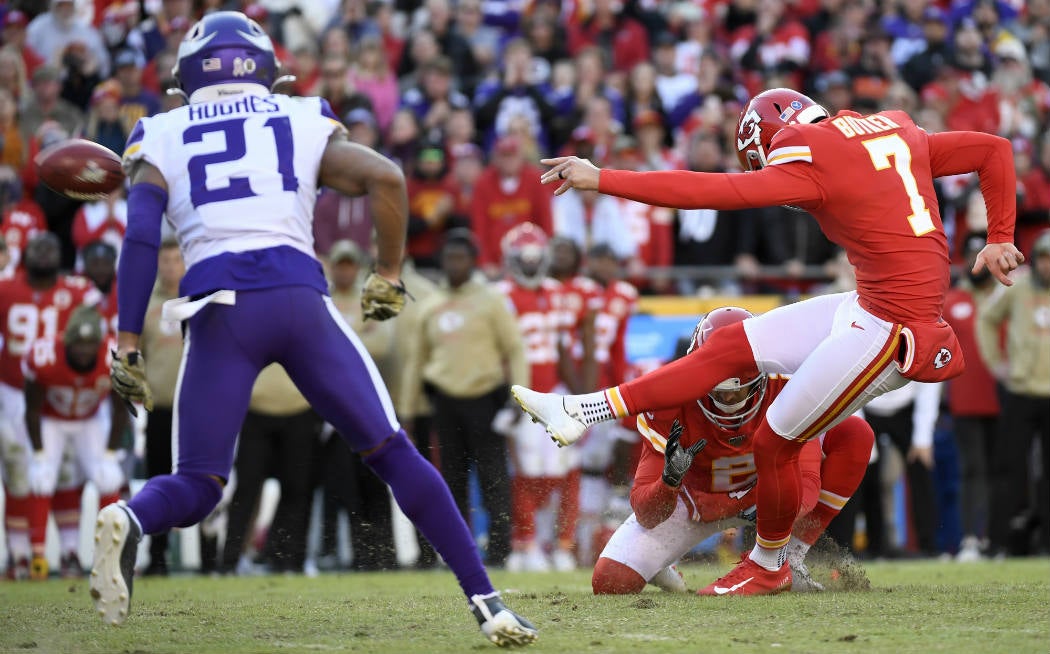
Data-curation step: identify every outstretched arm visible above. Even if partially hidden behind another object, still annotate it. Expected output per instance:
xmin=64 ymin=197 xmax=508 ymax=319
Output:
xmin=116 ymin=161 xmax=168 ymax=355
xmin=540 ymin=156 xmax=823 ymax=211
xmin=320 ymin=135 xmax=408 ymax=281
xmin=927 ymin=130 xmax=1024 ymax=286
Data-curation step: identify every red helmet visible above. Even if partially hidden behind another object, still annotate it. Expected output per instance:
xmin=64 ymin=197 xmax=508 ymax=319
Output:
xmin=736 ymin=88 xmax=829 ymax=171
xmin=687 ymin=307 xmax=767 ymax=431
xmin=501 ymin=222 xmax=550 ymax=288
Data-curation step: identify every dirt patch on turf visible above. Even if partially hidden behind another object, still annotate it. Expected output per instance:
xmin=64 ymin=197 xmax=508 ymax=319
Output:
xmin=805 ymin=534 xmax=872 ymax=592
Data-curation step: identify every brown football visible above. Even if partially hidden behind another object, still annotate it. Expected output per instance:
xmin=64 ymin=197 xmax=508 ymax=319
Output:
xmin=34 ymin=139 xmax=125 ymax=201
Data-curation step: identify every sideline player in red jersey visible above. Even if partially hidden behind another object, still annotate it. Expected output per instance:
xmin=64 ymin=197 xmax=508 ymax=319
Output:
xmin=512 ymin=88 xmax=1024 ymax=595
xmin=547 ymin=236 xmax=599 ymax=394
xmin=23 ymin=305 xmax=128 ymax=578
xmin=495 ymin=223 xmax=581 ymax=573
xmin=592 ymin=308 xmax=874 ymax=595
xmin=0 ymin=233 xmax=98 ymax=579
xmin=573 ymin=243 xmax=639 ymax=565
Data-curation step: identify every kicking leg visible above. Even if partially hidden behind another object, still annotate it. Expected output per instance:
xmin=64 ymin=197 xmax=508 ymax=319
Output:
xmin=513 ymin=293 xmax=850 ymax=446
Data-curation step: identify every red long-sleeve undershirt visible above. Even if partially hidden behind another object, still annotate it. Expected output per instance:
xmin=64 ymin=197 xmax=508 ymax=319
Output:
xmin=598 ymin=165 xmax=822 ymax=212
xmin=926 ymin=130 xmax=1016 ymax=245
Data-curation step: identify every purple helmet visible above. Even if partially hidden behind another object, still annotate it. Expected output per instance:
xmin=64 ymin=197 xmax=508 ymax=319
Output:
xmin=174 ymin=11 xmax=277 ymax=103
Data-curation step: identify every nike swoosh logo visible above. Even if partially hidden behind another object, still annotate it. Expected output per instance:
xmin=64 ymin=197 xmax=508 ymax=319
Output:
xmin=850 ymin=321 xmax=865 ymax=330
xmin=713 ymin=577 xmax=754 ymax=594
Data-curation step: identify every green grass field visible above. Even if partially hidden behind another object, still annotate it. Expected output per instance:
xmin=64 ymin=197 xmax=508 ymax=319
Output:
xmin=1 ymin=558 xmax=1047 ymax=654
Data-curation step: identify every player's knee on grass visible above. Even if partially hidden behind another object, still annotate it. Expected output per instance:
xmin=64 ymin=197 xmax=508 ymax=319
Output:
xmin=592 ymin=558 xmax=646 ymax=594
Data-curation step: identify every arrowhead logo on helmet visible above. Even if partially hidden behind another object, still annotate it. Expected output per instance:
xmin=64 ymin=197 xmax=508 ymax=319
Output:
xmin=735 ymin=88 xmax=829 ymax=171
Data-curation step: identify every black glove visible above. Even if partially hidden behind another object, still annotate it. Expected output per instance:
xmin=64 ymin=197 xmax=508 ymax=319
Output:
xmin=662 ymin=419 xmax=706 ymax=487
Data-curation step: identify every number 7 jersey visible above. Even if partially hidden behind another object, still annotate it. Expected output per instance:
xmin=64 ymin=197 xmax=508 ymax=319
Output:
xmin=598 ymin=109 xmax=1016 ymax=325
xmin=762 ymin=110 xmax=948 ymax=323
xmin=123 ymin=94 xmax=342 ymax=270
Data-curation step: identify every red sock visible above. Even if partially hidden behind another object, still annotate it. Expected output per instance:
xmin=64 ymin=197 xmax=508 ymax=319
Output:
xmin=617 ymin=322 xmax=759 ymax=415
xmin=795 ymin=415 xmax=875 ymax=544
xmin=592 ymin=558 xmax=646 ymax=594
xmin=27 ymin=495 xmax=51 ymax=554
xmin=52 ymin=487 xmax=83 ymax=531
xmin=98 ymin=492 xmax=121 ymax=509
xmin=753 ymin=417 xmax=804 ymax=548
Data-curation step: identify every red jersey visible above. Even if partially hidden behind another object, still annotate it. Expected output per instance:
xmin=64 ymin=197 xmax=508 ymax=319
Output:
xmin=72 ymin=200 xmax=127 ymax=254
xmin=0 ymin=274 xmax=98 ymax=388
xmin=599 ymin=111 xmax=1016 ymax=325
xmin=593 ymin=280 xmax=637 ymax=388
xmin=22 ymin=336 xmax=111 ymax=420
xmin=943 ymin=287 xmax=1000 ymax=416
xmin=469 ymin=165 xmax=554 ymax=266
xmin=1 ymin=199 xmax=46 ymax=271
xmin=92 ymin=283 xmax=119 ymax=339
xmin=631 ymin=375 xmax=821 ymax=526
xmin=557 ymin=275 xmax=601 ymax=365
xmin=496 ymin=277 xmax=566 ymax=393
xmin=617 ymin=199 xmax=674 ymax=273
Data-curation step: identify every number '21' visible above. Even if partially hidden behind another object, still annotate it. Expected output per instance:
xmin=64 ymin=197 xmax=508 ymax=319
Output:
xmin=183 ymin=116 xmax=297 ymax=208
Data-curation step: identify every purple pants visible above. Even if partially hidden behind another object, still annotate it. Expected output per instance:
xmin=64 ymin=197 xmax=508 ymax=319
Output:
xmin=129 ymin=286 xmax=494 ymax=597
xmin=175 ymin=286 xmax=399 ymax=479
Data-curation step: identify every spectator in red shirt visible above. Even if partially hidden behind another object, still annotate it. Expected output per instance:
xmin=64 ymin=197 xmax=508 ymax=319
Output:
xmin=567 ymin=0 xmax=650 ymax=74
xmin=470 ymin=136 xmax=553 ymax=275
xmin=943 ymin=232 xmax=1001 ymax=561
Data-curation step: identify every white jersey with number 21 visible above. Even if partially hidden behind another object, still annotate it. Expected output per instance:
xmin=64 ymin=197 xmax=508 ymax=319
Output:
xmin=122 ymin=92 xmax=341 ymax=269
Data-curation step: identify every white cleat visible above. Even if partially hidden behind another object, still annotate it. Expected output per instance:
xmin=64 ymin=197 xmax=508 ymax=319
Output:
xmin=649 ymin=564 xmax=688 ymax=593
xmin=89 ymin=502 xmax=142 ymax=626
xmin=551 ymin=549 xmax=576 ymax=573
xmin=470 ymin=592 xmax=538 ymax=647
xmin=510 ymin=385 xmax=587 ymax=447
xmin=789 ymin=560 xmax=825 ymax=592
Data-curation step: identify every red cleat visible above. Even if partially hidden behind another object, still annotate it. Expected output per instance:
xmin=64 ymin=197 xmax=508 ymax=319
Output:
xmin=697 ymin=554 xmax=792 ymax=596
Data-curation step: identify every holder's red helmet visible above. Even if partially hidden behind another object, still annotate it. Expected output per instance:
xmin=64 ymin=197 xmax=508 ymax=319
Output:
xmin=687 ymin=306 xmax=768 ymax=431
xmin=736 ymin=88 xmax=829 ymax=171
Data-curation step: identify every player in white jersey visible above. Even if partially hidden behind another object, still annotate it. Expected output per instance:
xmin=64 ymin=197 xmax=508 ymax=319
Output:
xmin=90 ymin=12 xmax=536 ymax=647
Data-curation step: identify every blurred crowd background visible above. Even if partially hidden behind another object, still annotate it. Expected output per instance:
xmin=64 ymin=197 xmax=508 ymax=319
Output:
xmin=0 ymin=0 xmax=1047 ymax=578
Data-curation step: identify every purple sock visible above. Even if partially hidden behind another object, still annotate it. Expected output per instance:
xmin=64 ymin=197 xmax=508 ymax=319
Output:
xmin=364 ymin=432 xmax=494 ymax=599
xmin=127 ymin=473 xmax=223 ymax=535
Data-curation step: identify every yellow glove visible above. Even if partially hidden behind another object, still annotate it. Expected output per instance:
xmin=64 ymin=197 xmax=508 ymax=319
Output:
xmin=361 ymin=272 xmax=410 ymax=321
xmin=110 ymin=350 xmax=154 ymax=417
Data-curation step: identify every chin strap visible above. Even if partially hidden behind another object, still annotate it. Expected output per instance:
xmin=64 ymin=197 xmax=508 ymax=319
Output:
xmin=166 ymin=87 xmax=189 ymax=103
xmin=167 ymin=74 xmax=299 ymax=106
